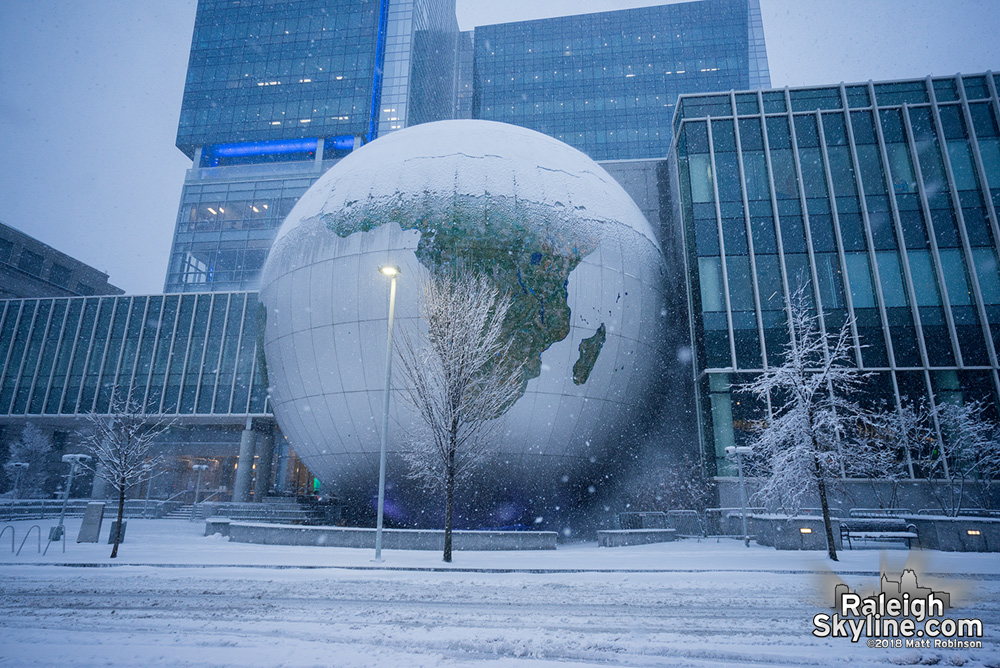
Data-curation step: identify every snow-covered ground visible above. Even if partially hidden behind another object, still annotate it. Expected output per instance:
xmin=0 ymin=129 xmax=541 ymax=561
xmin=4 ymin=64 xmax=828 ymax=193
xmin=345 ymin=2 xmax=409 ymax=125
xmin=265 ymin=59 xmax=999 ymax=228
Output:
xmin=1 ymin=519 xmax=998 ymax=667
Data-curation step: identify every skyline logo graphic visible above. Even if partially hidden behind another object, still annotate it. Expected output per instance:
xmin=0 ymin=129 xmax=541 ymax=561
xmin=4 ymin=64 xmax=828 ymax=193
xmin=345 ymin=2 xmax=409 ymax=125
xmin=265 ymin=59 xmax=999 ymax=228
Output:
xmin=813 ymin=568 xmax=982 ymax=648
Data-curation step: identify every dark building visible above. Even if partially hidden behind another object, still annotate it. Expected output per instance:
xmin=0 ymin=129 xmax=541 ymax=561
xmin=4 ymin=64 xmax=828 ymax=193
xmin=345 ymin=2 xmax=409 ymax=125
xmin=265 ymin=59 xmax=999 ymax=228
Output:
xmin=472 ymin=0 xmax=769 ymax=160
xmin=0 ymin=221 xmax=123 ymax=300
xmin=668 ymin=72 xmax=1000 ymax=479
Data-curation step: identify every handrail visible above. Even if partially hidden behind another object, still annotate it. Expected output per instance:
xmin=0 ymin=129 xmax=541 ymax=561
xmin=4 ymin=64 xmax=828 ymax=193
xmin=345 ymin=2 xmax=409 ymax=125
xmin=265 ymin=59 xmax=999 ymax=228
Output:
xmin=1 ymin=525 xmax=13 ymax=553
xmin=163 ymin=490 xmax=189 ymax=503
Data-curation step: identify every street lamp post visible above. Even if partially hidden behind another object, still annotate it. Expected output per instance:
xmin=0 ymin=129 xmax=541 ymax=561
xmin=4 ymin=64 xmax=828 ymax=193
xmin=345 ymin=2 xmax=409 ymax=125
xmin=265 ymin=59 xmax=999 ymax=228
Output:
xmin=52 ymin=454 xmax=91 ymax=542
xmin=726 ymin=446 xmax=752 ymax=547
xmin=142 ymin=463 xmax=154 ymax=519
xmin=4 ymin=462 xmax=28 ymax=500
xmin=191 ymin=463 xmax=209 ymax=521
xmin=374 ymin=265 xmax=400 ymax=562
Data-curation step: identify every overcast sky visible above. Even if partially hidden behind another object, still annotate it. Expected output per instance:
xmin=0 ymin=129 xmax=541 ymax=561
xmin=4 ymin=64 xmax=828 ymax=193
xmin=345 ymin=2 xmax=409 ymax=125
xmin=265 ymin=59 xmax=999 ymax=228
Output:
xmin=1 ymin=1 xmax=998 ymax=294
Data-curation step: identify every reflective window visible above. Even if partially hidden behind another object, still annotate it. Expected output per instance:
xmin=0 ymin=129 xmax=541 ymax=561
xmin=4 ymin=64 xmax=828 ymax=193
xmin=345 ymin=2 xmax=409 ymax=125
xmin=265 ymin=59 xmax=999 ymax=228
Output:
xmin=698 ymin=257 xmax=725 ymax=312
xmin=17 ymin=250 xmax=43 ymax=277
xmin=907 ymin=250 xmax=943 ymax=306
xmin=845 ymin=252 xmax=875 ymax=308
xmin=876 ymin=252 xmax=907 ymax=308
xmin=939 ymin=248 xmax=972 ymax=306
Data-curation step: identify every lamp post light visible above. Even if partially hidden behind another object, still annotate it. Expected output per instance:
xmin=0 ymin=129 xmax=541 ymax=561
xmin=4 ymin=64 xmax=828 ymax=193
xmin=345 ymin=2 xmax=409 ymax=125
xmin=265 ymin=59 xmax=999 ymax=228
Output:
xmin=374 ymin=264 xmax=400 ymax=562
xmin=52 ymin=454 xmax=91 ymax=542
xmin=725 ymin=445 xmax=752 ymax=548
xmin=4 ymin=462 xmax=28 ymax=500
xmin=191 ymin=464 xmax=209 ymax=522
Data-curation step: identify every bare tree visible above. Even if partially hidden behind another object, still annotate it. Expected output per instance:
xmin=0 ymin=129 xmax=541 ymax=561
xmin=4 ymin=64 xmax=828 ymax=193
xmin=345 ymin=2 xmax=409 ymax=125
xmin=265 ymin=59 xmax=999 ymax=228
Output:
xmin=845 ymin=401 xmax=927 ymax=509
xmin=395 ymin=271 xmax=524 ymax=562
xmin=922 ymin=400 xmax=1000 ymax=516
xmin=5 ymin=423 xmax=53 ymax=498
xmin=741 ymin=285 xmax=867 ymax=561
xmin=79 ymin=391 xmax=172 ymax=558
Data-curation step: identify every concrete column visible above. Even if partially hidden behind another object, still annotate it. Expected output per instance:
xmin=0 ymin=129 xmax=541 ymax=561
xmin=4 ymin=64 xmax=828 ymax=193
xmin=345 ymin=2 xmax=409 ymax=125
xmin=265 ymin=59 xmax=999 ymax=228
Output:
xmin=90 ymin=463 xmax=108 ymax=499
xmin=253 ymin=426 xmax=275 ymax=502
xmin=272 ymin=437 xmax=289 ymax=493
xmin=233 ymin=427 xmax=256 ymax=503
xmin=314 ymin=137 xmax=325 ymax=169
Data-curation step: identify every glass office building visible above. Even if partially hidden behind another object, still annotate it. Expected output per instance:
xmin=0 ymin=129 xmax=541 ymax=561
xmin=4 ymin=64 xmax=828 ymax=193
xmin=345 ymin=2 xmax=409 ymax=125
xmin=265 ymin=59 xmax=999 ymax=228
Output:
xmin=669 ymin=72 xmax=1000 ymax=475
xmin=165 ymin=0 xmax=770 ymax=294
xmin=166 ymin=0 xmax=458 ymax=294
xmin=473 ymin=0 xmax=769 ymax=161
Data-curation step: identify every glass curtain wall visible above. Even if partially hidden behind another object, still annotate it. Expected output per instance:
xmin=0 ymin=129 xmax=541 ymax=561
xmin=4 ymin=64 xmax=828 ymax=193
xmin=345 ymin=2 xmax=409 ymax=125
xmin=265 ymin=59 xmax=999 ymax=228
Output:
xmin=473 ymin=0 xmax=766 ymax=161
xmin=0 ymin=293 xmax=269 ymax=417
xmin=673 ymin=73 xmax=1000 ymax=475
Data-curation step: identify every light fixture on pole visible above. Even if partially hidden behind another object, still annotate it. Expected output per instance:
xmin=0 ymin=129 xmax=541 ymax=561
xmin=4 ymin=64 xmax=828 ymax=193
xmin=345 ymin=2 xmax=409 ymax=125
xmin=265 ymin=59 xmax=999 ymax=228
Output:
xmin=4 ymin=462 xmax=28 ymax=500
xmin=725 ymin=445 xmax=752 ymax=547
xmin=374 ymin=264 xmax=400 ymax=562
xmin=51 ymin=454 xmax=91 ymax=542
xmin=191 ymin=463 xmax=209 ymax=522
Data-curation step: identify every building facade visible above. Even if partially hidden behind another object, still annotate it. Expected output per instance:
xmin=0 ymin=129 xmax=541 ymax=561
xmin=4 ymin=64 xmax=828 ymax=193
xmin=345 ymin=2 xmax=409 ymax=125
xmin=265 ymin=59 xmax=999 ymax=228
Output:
xmin=0 ymin=291 xmax=297 ymax=501
xmin=5 ymin=0 xmax=738 ymax=508
xmin=473 ymin=0 xmax=769 ymax=160
xmin=5 ymin=1 xmax=999 ymax=517
xmin=669 ymin=72 xmax=1000 ymax=477
xmin=0 ymin=221 xmax=123 ymax=300
xmin=165 ymin=0 xmax=460 ymax=294
xmin=165 ymin=0 xmax=768 ymax=294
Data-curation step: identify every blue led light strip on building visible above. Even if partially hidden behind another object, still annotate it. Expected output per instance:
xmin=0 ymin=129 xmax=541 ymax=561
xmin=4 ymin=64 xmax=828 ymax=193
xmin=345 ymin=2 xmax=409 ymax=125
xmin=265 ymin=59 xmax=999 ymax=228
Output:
xmin=211 ymin=138 xmax=318 ymax=158
xmin=367 ymin=0 xmax=391 ymax=144
xmin=202 ymin=136 xmax=355 ymax=165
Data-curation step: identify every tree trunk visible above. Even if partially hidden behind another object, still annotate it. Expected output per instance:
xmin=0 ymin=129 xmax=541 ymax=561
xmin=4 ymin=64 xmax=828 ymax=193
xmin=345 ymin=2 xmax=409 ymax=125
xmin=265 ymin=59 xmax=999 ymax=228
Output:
xmin=813 ymin=455 xmax=838 ymax=562
xmin=805 ymin=403 xmax=837 ymax=561
xmin=110 ymin=484 xmax=125 ymax=559
xmin=443 ymin=449 xmax=455 ymax=563
xmin=954 ymin=475 xmax=966 ymax=517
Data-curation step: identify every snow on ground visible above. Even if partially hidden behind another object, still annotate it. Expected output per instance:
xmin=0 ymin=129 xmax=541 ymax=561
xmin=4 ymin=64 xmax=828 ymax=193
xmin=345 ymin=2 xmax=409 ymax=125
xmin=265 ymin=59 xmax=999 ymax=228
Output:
xmin=1 ymin=519 xmax=998 ymax=667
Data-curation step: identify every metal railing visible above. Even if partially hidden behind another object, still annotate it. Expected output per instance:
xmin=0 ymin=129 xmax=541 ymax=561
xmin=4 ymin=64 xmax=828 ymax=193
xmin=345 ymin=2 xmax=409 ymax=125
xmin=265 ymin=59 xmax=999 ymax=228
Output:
xmin=2 ymin=499 xmax=185 ymax=521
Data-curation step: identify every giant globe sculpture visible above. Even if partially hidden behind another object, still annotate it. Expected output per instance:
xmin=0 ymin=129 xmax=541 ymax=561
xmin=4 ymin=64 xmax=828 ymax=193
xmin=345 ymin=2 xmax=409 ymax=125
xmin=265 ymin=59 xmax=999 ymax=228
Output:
xmin=260 ymin=120 xmax=669 ymax=527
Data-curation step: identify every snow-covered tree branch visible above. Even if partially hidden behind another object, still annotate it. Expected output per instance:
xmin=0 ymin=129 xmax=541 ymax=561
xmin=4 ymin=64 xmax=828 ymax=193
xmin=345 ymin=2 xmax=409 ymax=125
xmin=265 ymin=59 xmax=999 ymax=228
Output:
xmin=79 ymin=391 xmax=172 ymax=558
xmin=4 ymin=423 xmax=53 ymax=498
xmin=922 ymin=399 xmax=1000 ymax=516
xmin=740 ymin=284 xmax=867 ymax=561
xmin=844 ymin=401 xmax=927 ymax=509
xmin=395 ymin=271 xmax=524 ymax=562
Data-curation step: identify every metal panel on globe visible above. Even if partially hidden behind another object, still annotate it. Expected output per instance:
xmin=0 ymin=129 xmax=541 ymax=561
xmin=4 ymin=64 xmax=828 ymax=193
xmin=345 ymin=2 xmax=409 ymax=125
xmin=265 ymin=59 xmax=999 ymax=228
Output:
xmin=260 ymin=120 xmax=671 ymax=526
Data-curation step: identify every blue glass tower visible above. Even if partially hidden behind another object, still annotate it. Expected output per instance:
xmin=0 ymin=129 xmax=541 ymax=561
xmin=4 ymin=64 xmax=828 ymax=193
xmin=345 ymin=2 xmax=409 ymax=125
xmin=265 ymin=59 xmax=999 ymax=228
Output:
xmin=472 ymin=0 xmax=769 ymax=161
xmin=165 ymin=0 xmax=459 ymax=293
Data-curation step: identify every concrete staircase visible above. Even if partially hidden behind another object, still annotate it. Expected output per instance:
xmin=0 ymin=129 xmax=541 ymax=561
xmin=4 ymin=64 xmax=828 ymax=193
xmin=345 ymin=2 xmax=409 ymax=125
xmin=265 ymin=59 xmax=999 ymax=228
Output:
xmin=164 ymin=504 xmax=194 ymax=520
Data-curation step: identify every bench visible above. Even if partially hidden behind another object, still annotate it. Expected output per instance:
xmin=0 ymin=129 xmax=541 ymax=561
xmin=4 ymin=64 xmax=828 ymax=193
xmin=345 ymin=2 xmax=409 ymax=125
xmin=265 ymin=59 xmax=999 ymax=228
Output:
xmin=840 ymin=518 xmax=919 ymax=549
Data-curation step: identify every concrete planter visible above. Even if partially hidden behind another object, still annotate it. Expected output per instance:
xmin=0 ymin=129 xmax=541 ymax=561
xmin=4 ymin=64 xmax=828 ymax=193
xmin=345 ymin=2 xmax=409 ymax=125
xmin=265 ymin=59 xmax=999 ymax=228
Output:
xmin=751 ymin=515 xmax=841 ymax=551
xmin=224 ymin=522 xmax=558 ymax=551
xmin=902 ymin=515 xmax=1000 ymax=552
xmin=204 ymin=518 xmax=231 ymax=537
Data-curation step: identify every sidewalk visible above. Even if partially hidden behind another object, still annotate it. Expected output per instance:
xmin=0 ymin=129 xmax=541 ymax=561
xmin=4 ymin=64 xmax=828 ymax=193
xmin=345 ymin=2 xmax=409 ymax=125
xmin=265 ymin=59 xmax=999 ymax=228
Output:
xmin=2 ymin=517 xmax=999 ymax=576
